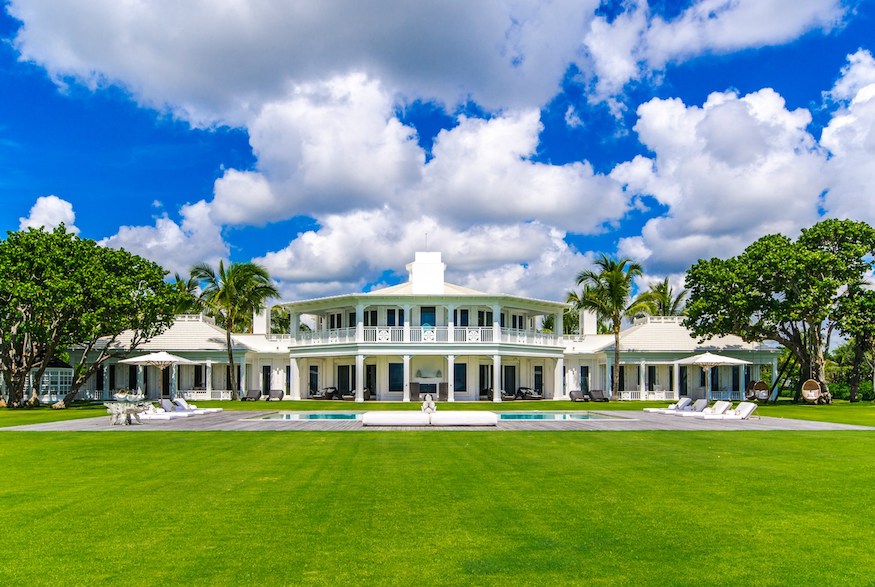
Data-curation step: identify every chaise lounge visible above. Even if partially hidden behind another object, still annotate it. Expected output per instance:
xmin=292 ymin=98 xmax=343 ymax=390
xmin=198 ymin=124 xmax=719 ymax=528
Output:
xmin=643 ymin=397 xmax=692 ymax=413
xmin=703 ymin=401 xmax=758 ymax=420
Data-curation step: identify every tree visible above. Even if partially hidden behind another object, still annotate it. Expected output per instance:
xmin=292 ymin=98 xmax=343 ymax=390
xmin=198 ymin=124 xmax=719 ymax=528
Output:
xmin=833 ymin=284 xmax=875 ymax=401
xmin=572 ymin=255 xmax=652 ymax=398
xmin=643 ymin=277 xmax=687 ymax=316
xmin=171 ymin=273 xmax=203 ymax=314
xmin=0 ymin=226 xmax=181 ymax=408
xmin=685 ymin=219 xmax=875 ymax=399
xmin=191 ymin=261 xmax=278 ymax=400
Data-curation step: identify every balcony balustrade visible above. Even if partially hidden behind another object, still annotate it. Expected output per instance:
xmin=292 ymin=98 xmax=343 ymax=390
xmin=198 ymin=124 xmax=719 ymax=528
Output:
xmin=289 ymin=326 xmax=562 ymax=346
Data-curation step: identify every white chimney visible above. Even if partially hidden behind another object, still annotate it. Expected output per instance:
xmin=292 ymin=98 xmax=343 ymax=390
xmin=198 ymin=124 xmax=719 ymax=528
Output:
xmin=579 ymin=310 xmax=597 ymax=336
xmin=406 ymin=252 xmax=445 ymax=294
xmin=252 ymin=307 xmax=271 ymax=334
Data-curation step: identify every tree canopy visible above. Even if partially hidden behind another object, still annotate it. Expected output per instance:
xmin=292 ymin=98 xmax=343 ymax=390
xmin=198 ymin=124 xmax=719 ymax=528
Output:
xmin=0 ymin=226 xmax=182 ymax=407
xmin=191 ymin=260 xmax=278 ymax=399
xmin=684 ymin=219 xmax=875 ymax=398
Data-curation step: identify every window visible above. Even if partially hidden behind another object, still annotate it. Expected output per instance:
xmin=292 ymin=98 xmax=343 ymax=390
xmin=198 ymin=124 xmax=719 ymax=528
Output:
xmin=478 ymin=311 xmax=493 ymax=327
xmin=128 ymin=365 xmax=137 ymax=390
xmin=420 ymin=306 xmax=436 ymax=327
xmin=348 ymin=312 xmax=355 ymax=328
xmin=454 ymin=363 xmax=467 ymax=391
xmin=364 ymin=310 xmax=377 ymax=326
xmin=459 ymin=309 xmax=469 ymax=327
xmin=286 ymin=365 xmax=292 ymax=393
xmin=534 ymin=365 xmax=543 ymax=393
xmin=329 ymin=313 xmax=342 ymax=329
xmin=309 ymin=365 xmax=319 ymax=393
xmin=647 ymin=366 xmax=657 ymax=391
xmin=389 ymin=363 xmax=404 ymax=392
xmin=579 ymin=365 xmax=589 ymax=392
xmin=387 ymin=309 xmax=396 ymax=327
xmin=194 ymin=365 xmax=204 ymax=389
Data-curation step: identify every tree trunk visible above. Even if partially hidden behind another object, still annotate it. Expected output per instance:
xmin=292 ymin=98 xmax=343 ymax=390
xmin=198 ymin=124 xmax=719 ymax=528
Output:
xmin=849 ymin=342 xmax=865 ymax=402
xmin=226 ymin=327 xmax=239 ymax=401
xmin=612 ymin=324 xmax=621 ymax=399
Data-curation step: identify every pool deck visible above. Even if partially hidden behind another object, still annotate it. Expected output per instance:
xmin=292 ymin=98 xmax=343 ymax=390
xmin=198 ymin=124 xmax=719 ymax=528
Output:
xmin=3 ymin=410 xmax=872 ymax=432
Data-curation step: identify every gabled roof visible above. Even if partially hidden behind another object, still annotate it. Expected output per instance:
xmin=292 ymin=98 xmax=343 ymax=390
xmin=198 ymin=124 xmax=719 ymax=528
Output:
xmin=614 ymin=316 xmax=765 ymax=352
xmin=99 ymin=315 xmax=254 ymax=352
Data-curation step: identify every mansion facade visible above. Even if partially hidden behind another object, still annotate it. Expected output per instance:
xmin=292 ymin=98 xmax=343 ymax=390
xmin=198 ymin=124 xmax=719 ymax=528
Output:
xmin=66 ymin=252 xmax=780 ymax=403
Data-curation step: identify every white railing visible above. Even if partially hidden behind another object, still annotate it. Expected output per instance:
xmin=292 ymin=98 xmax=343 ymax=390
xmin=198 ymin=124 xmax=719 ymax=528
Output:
xmin=179 ymin=389 xmax=234 ymax=401
xmin=290 ymin=326 xmax=566 ymax=346
xmin=618 ymin=389 xmax=680 ymax=401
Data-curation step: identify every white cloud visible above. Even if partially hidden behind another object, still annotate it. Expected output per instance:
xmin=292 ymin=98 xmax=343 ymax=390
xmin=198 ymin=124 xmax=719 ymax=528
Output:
xmin=98 ymin=201 xmax=227 ymax=275
xmin=9 ymin=0 xmax=599 ymax=124
xmin=255 ymin=208 xmax=591 ymax=301
xmin=19 ymin=195 xmax=78 ymax=233
xmin=582 ymin=0 xmax=845 ymax=100
xmin=612 ymin=88 xmax=827 ymax=272
xmin=821 ymin=50 xmax=875 ymax=223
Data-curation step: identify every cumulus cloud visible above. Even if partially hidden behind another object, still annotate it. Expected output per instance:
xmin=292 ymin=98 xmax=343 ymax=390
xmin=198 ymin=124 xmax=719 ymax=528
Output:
xmin=9 ymin=0 xmax=599 ymax=124
xmin=821 ymin=49 xmax=875 ymax=223
xmin=612 ymin=88 xmax=827 ymax=272
xmin=19 ymin=195 xmax=79 ymax=233
xmin=255 ymin=207 xmax=592 ymax=301
xmin=99 ymin=201 xmax=227 ymax=275
xmin=582 ymin=0 xmax=845 ymax=99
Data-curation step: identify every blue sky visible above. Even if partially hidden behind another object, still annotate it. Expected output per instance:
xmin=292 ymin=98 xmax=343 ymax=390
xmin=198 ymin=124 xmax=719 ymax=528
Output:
xmin=2 ymin=1 xmax=874 ymax=301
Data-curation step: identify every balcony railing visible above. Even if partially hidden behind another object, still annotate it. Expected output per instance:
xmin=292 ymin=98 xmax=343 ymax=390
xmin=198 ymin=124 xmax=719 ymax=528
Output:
xmin=292 ymin=326 xmax=562 ymax=346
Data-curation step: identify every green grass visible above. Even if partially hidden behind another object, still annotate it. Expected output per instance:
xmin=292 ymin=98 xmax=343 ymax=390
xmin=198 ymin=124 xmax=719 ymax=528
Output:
xmin=1 ymin=431 xmax=874 ymax=585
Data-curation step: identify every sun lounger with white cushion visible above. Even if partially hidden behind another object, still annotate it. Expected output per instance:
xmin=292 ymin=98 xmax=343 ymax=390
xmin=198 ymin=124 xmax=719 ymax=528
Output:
xmin=703 ymin=401 xmax=758 ymax=420
xmin=676 ymin=400 xmax=732 ymax=417
xmin=643 ymin=397 xmax=692 ymax=413
xmin=174 ymin=398 xmax=223 ymax=413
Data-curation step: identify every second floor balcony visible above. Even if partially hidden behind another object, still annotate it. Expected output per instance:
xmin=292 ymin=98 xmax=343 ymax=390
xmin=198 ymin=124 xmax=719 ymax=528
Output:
xmin=276 ymin=326 xmax=563 ymax=347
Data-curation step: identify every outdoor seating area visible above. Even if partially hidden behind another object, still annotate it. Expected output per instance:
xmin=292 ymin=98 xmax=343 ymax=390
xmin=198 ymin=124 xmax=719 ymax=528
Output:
xmin=643 ymin=400 xmax=759 ymax=421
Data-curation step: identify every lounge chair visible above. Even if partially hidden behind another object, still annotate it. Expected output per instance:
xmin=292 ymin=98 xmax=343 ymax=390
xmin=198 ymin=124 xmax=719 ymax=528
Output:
xmin=517 ymin=387 xmax=543 ymax=400
xmin=569 ymin=390 xmax=589 ymax=402
xmin=174 ymin=398 xmax=223 ymax=413
xmin=500 ymin=389 xmax=516 ymax=401
xmin=138 ymin=403 xmax=186 ymax=420
xmin=267 ymin=389 xmax=284 ymax=401
xmin=158 ymin=399 xmax=196 ymax=416
xmin=588 ymin=389 xmax=609 ymax=402
xmin=242 ymin=389 xmax=262 ymax=401
xmin=703 ymin=401 xmax=758 ymax=420
xmin=643 ymin=397 xmax=692 ymax=413
xmin=310 ymin=386 xmax=335 ymax=399
xmin=667 ymin=398 xmax=708 ymax=415
xmin=676 ymin=400 xmax=732 ymax=417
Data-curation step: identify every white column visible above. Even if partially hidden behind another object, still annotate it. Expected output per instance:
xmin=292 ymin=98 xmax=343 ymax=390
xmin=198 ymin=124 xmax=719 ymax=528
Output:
xmin=355 ymin=304 xmax=364 ymax=343
xmin=171 ymin=365 xmax=178 ymax=399
xmin=289 ymin=357 xmax=300 ymax=399
xmin=492 ymin=355 xmax=502 ymax=402
xmin=447 ymin=355 xmax=455 ymax=402
xmin=355 ymin=354 xmax=364 ymax=402
xmin=137 ymin=366 xmax=144 ymax=396
xmin=290 ymin=312 xmax=299 ymax=337
xmin=554 ymin=358 xmax=565 ymax=400
xmin=447 ymin=304 xmax=456 ymax=343
xmin=554 ymin=312 xmax=564 ymax=338
xmin=240 ymin=362 xmax=247 ymax=394
xmin=605 ymin=356 xmax=613 ymax=399
xmin=492 ymin=304 xmax=501 ymax=343
xmin=672 ymin=362 xmax=680 ymax=400
xmin=206 ymin=362 xmax=213 ymax=394
xmin=639 ymin=359 xmax=646 ymax=398
xmin=402 ymin=355 xmax=411 ymax=402
xmin=403 ymin=305 xmax=411 ymax=342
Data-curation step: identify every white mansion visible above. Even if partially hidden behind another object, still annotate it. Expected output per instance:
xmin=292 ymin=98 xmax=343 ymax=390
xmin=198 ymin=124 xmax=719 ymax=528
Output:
xmin=67 ymin=252 xmax=779 ymax=403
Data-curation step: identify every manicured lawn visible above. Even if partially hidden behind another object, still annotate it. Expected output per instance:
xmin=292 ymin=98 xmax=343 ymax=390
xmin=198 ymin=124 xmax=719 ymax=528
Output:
xmin=1 ymin=430 xmax=874 ymax=585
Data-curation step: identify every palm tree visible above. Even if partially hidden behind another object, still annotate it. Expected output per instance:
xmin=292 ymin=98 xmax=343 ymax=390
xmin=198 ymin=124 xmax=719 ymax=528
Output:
xmin=573 ymin=255 xmax=651 ymax=398
xmin=190 ymin=261 xmax=279 ymax=400
xmin=171 ymin=273 xmax=203 ymax=314
xmin=644 ymin=277 xmax=688 ymax=316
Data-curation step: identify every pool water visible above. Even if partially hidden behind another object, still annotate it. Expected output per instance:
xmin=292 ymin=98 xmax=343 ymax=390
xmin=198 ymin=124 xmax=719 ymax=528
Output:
xmin=259 ymin=412 xmax=363 ymax=421
xmin=498 ymin=412 xmax=614 ymax=421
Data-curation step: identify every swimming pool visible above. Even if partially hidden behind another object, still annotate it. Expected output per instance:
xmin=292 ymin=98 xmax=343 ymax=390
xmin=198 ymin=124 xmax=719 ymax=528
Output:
xmin=498 ymin=412 xmax=616 ymax=421
xmin=258 ymin=412 xmax=363 ymax=421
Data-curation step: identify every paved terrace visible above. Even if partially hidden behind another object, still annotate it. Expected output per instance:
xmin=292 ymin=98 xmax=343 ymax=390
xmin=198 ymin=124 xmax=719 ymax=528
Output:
xmin=3 ymin=410 xmax=872 ymax=432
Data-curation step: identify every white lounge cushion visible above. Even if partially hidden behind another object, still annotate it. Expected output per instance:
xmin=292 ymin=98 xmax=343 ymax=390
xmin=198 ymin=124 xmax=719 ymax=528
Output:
xmin=430 ymin=411 xmax=498 ymax=426
xmin=362 ymin=411 xmax=431 ymax=426
xmin=703 ymin=402 xmax=758 ymax=420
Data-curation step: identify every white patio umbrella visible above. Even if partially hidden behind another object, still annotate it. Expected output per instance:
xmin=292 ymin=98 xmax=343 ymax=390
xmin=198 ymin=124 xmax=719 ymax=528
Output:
xmin=119 ymin=352 xmax=195 ymax=397
xmin=675 ymin=352 xmax=751 ymax=401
